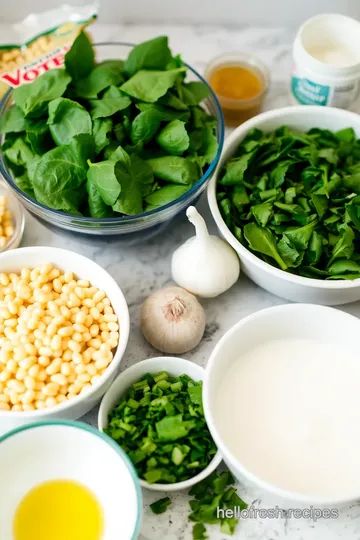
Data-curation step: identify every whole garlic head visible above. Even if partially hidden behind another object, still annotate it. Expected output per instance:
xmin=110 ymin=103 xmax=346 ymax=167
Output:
xmin=140 ymin=286 xmax=206 ymax=354
xmin=171 ymin=206 xmax=240 ymax=298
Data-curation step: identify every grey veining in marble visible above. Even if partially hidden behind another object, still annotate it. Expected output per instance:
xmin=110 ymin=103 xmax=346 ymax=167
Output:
xmin=5 ymin=22 xmax=360 ymax=540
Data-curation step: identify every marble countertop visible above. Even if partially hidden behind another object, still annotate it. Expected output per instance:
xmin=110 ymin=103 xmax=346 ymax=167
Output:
xmin=8 ymin=22 xmax=360 ymax=540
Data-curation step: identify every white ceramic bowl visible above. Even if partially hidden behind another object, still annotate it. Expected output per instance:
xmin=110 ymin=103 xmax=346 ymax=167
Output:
xmin=0 ymin=420 xmax=142 ymax=539
xmin=99 ymin=357 xmax=222 ymax=491
xmin=208 ymin=105 xmax=360 ymax=305
xmin=203 ymin=303 xmax=360 ymax=506
xmin=0 ymin=247 xmax=130 ymax=435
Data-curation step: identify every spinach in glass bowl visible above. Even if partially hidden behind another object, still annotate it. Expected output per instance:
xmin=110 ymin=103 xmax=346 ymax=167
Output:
xmin=0 ymin=34 xmax=224 ymax=236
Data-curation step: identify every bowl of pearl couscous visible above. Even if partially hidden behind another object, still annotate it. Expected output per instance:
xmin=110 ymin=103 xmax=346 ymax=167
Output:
xmin=0 ymin=246 xmax=130 ymax=435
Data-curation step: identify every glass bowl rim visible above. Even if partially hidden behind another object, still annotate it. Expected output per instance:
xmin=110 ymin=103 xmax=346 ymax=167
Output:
xmin=0 ymin=41 xmax=225 ymax=224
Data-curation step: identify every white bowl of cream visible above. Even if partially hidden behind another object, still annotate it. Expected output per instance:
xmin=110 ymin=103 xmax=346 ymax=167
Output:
xmin=204 ymin=304 xmax=360 ymax=505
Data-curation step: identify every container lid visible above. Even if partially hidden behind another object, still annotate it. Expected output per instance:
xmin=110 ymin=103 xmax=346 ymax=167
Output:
xmin=295 ymin=13 xmax=360 ymax=77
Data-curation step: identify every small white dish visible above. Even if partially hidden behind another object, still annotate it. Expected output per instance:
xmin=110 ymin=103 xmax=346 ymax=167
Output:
xmin=0 ymin=247 xmax=130 ymax=435
xmin=98 ymin=357 xmax=222 ymax=491
xmin=0 ymin=420 xmax=142 ymax=540
xmin=208 ymin=105 xmax=360 ymax=305
xmin=204 ymin=303 xmax=360 ymax=506
xmin=0 ymin=181 xmax=24 ymax=253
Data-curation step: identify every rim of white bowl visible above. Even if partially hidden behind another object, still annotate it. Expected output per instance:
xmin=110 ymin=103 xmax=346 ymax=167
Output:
xmin=0 ymin=419 xmax=142 ymax=539
xmin=0 ymin=247 xmax=130 ymax=418
xmin=203 ymin=303 xmax=360 ymax=505
xmin=98 ymin=357 xmax=222 ymax=492
xmin=208 ymin=105 xmax=360 ymax=290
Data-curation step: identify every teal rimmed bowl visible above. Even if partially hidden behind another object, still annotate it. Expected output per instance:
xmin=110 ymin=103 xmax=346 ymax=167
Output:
xmin=0 ymin=420 xmax=142 ymax=540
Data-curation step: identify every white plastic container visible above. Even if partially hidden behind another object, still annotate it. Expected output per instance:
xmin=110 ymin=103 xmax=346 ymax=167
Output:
xmin=291 ymin=14 xmax=360 ymax=109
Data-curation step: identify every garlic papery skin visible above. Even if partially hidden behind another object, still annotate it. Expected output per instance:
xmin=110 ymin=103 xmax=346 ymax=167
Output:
xmin=171 ymin=206 xmax=240 ymax=298
xmin=140 ymin=286 xmax=206 ymax=354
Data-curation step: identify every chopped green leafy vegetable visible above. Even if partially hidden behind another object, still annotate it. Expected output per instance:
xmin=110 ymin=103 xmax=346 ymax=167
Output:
xmin=192 ymin=523 xmax=208 ymax=539
xmin=1 ymin=32 xmax=218 ymax=218
xmin=150 ymin=496 xmax=172 ymax=514
xmin=189 ymin=470 xmax=247 ymax=538
xmin=104 ymin=371 xmax=217 ymax=484
xmin=217 ymin=126 xmax=360 ymax=279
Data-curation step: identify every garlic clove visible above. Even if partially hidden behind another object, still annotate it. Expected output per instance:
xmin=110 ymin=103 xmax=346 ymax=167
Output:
xmin=171 ymin=206 xmax=240 ymax=298
xmin=140 ymin=286 xmax=205 ymax=354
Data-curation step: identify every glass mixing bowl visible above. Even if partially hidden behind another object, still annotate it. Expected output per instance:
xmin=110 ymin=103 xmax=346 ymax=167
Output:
xmin=0 ymin=43 xmax=224 ymax=238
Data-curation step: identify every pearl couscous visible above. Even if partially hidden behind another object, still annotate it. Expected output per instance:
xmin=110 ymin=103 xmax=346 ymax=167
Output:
xmin=0 ymin=264 xmax=119 ymax=412
xmin=0 ymin=195 xmax=14 ymax=249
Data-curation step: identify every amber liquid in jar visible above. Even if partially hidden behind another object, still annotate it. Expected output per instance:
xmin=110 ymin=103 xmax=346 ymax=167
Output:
xmin=209 ymin=64 xmax=266 ymax=126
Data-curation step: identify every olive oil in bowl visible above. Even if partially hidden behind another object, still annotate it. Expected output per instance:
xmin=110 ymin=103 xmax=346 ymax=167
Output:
xmin=13 ymin=479 xmax=104 ymax=540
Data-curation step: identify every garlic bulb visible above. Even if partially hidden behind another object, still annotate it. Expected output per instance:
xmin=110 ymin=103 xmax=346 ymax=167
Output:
xmin=171 ymin=206 xmax=240 ymax=298
xmin=140 ymin=286 xmax=205 ymax=354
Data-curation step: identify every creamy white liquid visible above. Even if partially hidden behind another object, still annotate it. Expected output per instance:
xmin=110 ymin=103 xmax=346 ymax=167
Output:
xmin=308 ymin=45 xmax=357 ymax=67
xmin=215 ymin=338 xmax=360 ymax=497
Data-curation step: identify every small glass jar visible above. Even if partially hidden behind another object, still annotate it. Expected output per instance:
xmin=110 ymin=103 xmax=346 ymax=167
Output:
xmin=205 ymin=52 xmax=270 ymax=127
xmin=0 ymin=181 xmax=25 ymax=253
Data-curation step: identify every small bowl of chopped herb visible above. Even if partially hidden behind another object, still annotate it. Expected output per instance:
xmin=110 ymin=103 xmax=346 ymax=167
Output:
xmin=98 ymin=357 xmax=222 ymax=491
xmin=208 ymin=105 xmax=360 ymax=304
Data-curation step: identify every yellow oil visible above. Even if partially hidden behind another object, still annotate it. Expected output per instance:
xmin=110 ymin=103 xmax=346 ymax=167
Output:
xmin=13 ymin=479 xmax=104 ymax=540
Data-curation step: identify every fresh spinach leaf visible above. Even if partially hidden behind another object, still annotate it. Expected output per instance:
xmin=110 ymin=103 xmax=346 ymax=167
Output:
xmin=111 ymin=149 xmax=153 ymax=214
xmin=48 ymin=98 xmax=92 ymax=146
xmin=92 ymin=118 xmax=113 ymax=153
xmin=198 ymin=125 xmax=218 ymax=167
xmin=87 ymin=159 xmax=121 ymax=206
xmin=14 ymin=173 xmax=35 ymax=198
xmin=220 ymin=152 xmax=255 ymax=186
xmin=120 ymin=68 xmax=186 ymax=103
xmin=125 ymin=36 xmax=172 ymax=76
xmin=158 ymin=91 xmax=188 ymax=110
xmin=65 ymin=31 xmax=94 ymax=81
xmin=90 ymin=86 xmax=131 ymax=119
xmin=33 ymin=135 xmax=92 ymax=212
xmin=306 ymin=231 xmax=323 ymax=265
xmin=327 ymin=259 xmax=360 ymax=275
xmin=328 ymin=224 xmax=355 ymax=265
xmin=183 ymin=81 xmax=210 ymax=106
xmin=13 ymin=69 xmax=71 ymax=117
xmin=76 ymin=61 xmax=125 ymax=98
xmin=251 ymin=200 xmax=273 ymax=227
xmin=278 ymin=235 xmax=304 ymax=268
xmin=0 ymin=105 xmax=25 ymax=133
xmin=147 ymin=156 xmax=198 ymax=184
xmin=25 ymin=118 xmax=52 ymax=154
xmin=4 ymin=137 xmax=34 ymax=167
xmin=145 ymin=185 xmax=188 ymax=207
xmin=131 ymin=108 xmax=164 ymax=144
xmin=244 ymin=223 xmax=288 ymax=270
xmin=86 ymin=175 xmax=114 ymax=218
xmin=156 ymin=119 xmax=189 ymax=155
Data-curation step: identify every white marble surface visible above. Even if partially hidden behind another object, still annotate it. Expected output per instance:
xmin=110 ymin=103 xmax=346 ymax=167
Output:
xmin=7 ymin=22 xmax=360 ymax=540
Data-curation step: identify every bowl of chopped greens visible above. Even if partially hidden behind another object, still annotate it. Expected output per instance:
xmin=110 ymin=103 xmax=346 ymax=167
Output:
xmin=208 ymin=105 xmax=360 ymax=305
xmin=98 ymin=356 xmax=222 ymax=491
xmin=0 ymin=34 xmax=224 ymax=238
